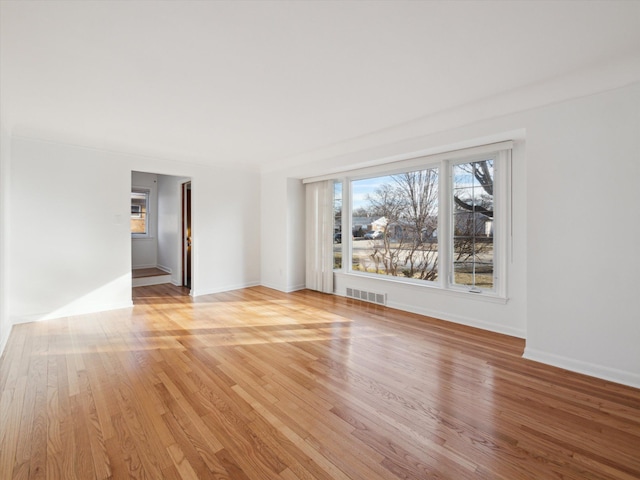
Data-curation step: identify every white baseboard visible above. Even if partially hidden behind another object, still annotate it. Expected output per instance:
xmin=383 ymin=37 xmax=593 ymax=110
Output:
xmin=523 ymin=347 xmax=640 ymax=389
xmin=260 ymin=281 xmax=306 ymax=293
xmin=132 ymin=274 xmax=172 ymax=287
xmin=377 ymin=297 xmax=526 ymax=339
xmin=156 ymin=265 xmax=172 ymax=274
xmin=260 ymin=281 xmax=286 ymax=292
xmin=191 ymin=281 xmax=261 ymax=297
xmin=131 ymin=263 xmax=157 ymax=269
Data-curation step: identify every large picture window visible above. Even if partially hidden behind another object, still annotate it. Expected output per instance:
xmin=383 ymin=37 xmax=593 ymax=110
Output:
xmin=325 ymin=143 xmax=510 ymax=297
xmin=351 ymin=168 xmax=439 ymax=281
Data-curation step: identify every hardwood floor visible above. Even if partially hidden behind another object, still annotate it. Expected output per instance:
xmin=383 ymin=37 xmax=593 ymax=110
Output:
xmin=0 ymin=284 xmax=638 ymax=479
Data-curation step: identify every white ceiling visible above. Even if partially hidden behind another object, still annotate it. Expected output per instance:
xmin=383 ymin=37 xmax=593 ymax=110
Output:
xmin=1 ymin=1 xmax=639 ymax=171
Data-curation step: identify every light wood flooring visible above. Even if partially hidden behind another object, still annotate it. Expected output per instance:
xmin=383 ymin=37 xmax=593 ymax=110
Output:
xmin=0 ymin=284 xmax=639 ymax=479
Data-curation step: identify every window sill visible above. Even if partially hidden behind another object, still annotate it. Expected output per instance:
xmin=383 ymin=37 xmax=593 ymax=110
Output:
xmin=334 ymin=270 xmax=508 ymax=305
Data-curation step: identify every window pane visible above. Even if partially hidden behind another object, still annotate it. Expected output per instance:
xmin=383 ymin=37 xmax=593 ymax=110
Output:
xmin=333 ymin=181 xmax=342 ymax=269
xmin=351 ymin=168 xmax=438 ymax=281
xmin=451 ymin=159 xmax=494 ymax=289
xmin=131 ymin=191 xmax=148 ymax=234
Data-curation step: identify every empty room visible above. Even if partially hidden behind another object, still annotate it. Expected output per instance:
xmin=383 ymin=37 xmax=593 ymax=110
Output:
xmin=0 ymin=1 xmax=639 ymax=479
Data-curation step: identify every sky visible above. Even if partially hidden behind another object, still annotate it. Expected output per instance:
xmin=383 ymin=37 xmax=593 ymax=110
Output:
xmin=351 ymin=177 xmax=390 ymax=211
xmin=337 ymin=161 xmax=493 ymax=213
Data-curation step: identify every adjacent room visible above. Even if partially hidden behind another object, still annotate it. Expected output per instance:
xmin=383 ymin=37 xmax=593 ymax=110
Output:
xmin=130 ymin=171 xmax=192 ymax=289
xmin=1 ymin=1 xmax=639 ymax=479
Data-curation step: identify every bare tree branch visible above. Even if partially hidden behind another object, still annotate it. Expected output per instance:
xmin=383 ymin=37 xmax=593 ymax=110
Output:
xmin=453 ymin=196 xmax=494 ymax=218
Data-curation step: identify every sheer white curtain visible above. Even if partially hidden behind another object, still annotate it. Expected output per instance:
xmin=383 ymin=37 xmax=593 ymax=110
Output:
xmin=305 ymin=180 xmax=334 ymax=293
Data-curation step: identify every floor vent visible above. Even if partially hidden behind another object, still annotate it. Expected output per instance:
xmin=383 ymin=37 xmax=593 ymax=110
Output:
xmin=345 ymin=287 xmax=387 ymax=306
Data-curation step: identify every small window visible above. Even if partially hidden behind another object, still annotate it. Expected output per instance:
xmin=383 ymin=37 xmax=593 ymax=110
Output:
xmin=131 ymin=190 xmax=149 ymax=236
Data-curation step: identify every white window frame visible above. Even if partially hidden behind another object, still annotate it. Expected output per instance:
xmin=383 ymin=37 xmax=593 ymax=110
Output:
xmin=333 ymin=181 xmax=343 ymax=270
xmin=131 ymin=188 xmax=151 ymax=238
xmin=445 ymin=149 xmax=510 ymax=297
xmin=320 ymin=142 xmax=511 ymax=300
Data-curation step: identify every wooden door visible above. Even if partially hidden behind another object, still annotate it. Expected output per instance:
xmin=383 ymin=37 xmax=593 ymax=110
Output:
xmin=182 ymin=182 xmax=192 ymax=289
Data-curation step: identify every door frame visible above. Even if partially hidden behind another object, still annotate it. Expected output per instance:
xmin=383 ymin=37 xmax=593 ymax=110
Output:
xmin=181 ymin=181 xmax=192 ymax=290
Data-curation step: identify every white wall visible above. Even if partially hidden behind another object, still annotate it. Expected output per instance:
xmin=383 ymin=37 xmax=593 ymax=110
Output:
xmin=260 ymin=174 xmax=306 ymax=292
xmin=260 ymin=172 xmax=288 ymax=291
xmin=9 ymin=138 xmax=133 ymax=323
xmin=7 ymin=135 xmax=261 ymax=323
xmin=157 ymin=174 xmax=190 ymax=285
xmin=286 ymin=178 xmax=306 ymax=291
xmin=261 ymin=82 xmax=640 ymax=388
xmin=131 ymin=171 xmax=158 ymax=268
xmin=523 ymin=84 xmax=640 ymax=387
xmin=190 ymin=166 xmax=261 ymax=296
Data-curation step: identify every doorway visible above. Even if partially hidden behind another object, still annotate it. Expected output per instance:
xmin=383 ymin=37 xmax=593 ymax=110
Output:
xmin=182 ymin=181 xmax=192 ymax=289
xmin=130 ymin=172 xmax=192 ymax=292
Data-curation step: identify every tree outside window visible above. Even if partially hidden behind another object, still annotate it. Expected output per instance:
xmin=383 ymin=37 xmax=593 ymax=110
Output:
xmin=351 ymin=168 xmax=439 ymax=281
xmin=452 ymin=160 xmax=494 ymax=289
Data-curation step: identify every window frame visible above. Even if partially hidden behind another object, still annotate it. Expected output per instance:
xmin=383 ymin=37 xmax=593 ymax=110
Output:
xmin=333 ymin=181 xmax=343 ymax=270
xmin=330 ymin=143 xmax=511 ymax=300
xmin=131 ymin=188 xmax=151 ymax=238
xmin=445 ymin=150 xmax=509 ymax=296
